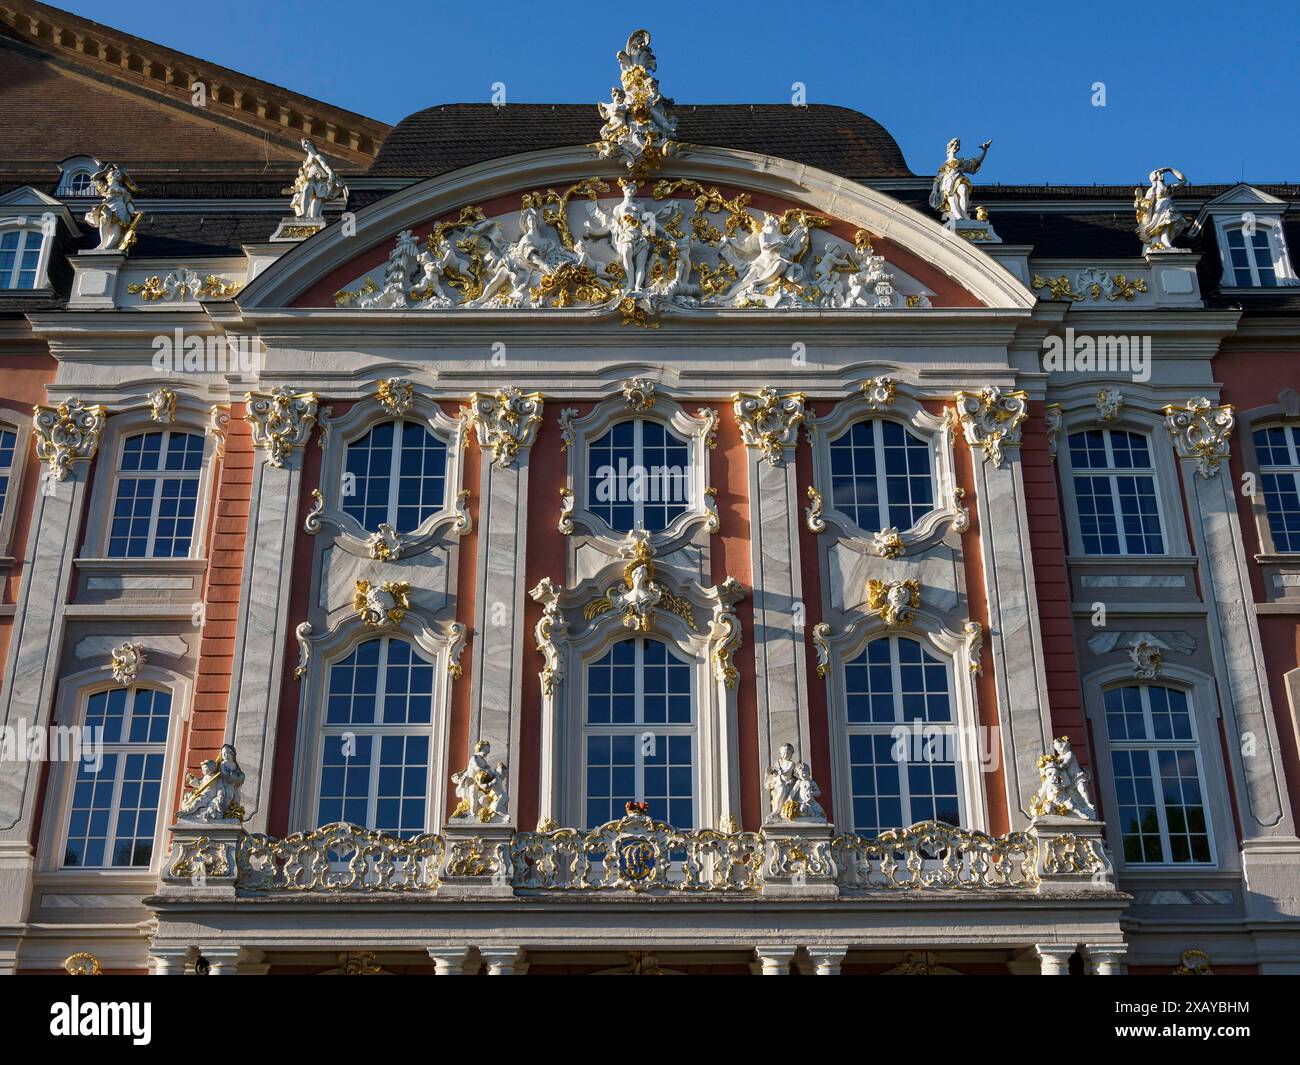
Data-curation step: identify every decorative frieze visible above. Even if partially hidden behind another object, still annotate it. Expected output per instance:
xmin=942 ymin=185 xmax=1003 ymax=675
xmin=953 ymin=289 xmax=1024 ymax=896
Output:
xmin=464 ymin=387 xmax=543 ymax=469
xmin=733 ymin=388 xmax=805 ymax=466
xmin=245 ymin=387 xmax=319 ymax=468
xmin=954 ymin=386 xmax=1028 ymax=469
xmin=32 ymin=399 xmax=107 ymax=481
xmin=1162 ymin=396 xmax=1234 ymax=478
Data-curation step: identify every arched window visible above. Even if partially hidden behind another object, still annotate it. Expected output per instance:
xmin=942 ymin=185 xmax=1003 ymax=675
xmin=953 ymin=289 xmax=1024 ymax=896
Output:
xmin=1103 ymin=684 xmax=1211 ymax=864
xmin=843 ymin=635 xmax=958 ymax=836
xmin=584 ymin=637 xmax=694 ymax=828
xmin=1224 ymin=223 xmax=1278 ymax=287
xmin=1068 ymin=428 xmax=1165 ymax=555
xmin=342 ymin=420 xmax=447 ymax=534
xmin=64 ymin=170 xmax=95 ymax=197
xmin=0 ymin=426 xmax=16 ymax=517
xmin=107 ymin=430 xmax=205 ymax=557
xmin=829 ymin=419 xmax=934 ymax=533
xmin=0 ymin=228 xmax=44 ymax=290
xmin=63 ymin=687 xmax=172 ymax=868
xmin=316 ymin=637 xmax=435 ymax=837
xmin=587 ymin=419 xmax=691 ymax=533
xmin=1254 ymin=423 xmax=1300 ymax=552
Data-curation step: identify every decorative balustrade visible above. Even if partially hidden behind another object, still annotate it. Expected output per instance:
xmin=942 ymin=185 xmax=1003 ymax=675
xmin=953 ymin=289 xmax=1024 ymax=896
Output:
xmin=162 ymin=815 xmax=1108 ymax=896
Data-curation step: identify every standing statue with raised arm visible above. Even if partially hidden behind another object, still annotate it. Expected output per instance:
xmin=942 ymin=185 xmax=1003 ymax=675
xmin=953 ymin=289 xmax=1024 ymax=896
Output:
xmin=1134 ymin=166 xmax=1188 ymax=253
xmin=929 ymin=137 xmax=992 ymax=225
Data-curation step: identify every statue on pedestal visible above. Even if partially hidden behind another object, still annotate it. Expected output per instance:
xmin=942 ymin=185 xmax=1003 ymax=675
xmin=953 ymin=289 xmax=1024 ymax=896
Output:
xmin=284 ymin=138 xmax=349 ymax=222
xmin=451 ymin=740 xmax=509 ymax=823
xmin=84 ymin=163 xmax=141 ymax=252
xmin=929 ymin=138 xmax=992 ymax=226
xmin=178 ymin=744 xmax=245 ymax=823
xmin=1134 ymin=166 xmax=1188 ymax=254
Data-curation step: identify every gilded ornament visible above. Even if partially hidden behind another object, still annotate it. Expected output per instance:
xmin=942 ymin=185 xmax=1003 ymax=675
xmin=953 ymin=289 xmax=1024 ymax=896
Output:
xmin=866 ymin=578 xmax=920 ymax=627
xmin=353 ymin=579 xmax=411 ymax=628
xmin=32 ymin=399 xmax=106 ymax=481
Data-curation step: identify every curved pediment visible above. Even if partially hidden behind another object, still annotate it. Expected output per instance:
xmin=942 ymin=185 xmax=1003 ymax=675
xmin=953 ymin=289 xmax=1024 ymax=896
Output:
xmin=238 ymin=144 xmax=1034 ymax=320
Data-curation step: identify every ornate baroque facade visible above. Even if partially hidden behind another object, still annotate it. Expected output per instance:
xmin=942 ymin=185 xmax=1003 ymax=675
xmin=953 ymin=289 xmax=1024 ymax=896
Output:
xmin=0 ymin=3 xmax=1298 ymax=975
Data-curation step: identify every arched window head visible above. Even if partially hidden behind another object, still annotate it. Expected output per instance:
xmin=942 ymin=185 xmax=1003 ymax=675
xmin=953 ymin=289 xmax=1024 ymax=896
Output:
xmin=0 ymin=426 xmax=16 ymax=517
xmin=843 ymin=635 xmax=958 ymax=836
xmin=1102 ymin=684 xmax=1211 ymax=864
xmin=829 ymin=419 xmax=934 ymax=533
xmin=63 ymin=687 xmax=173 ymax=868
xmin=1254 ymin=423 xmax=1300 ymax=552
xmin=1068 ymin=428 xmax=1165 ymax=556
xmin=343 ymin=420 xmax=448 ymax=535
xmin=584 ymin=637 xmax=694 ymax=828
xmin=107 ymin=429 xmax=205 ymax=558
xmin=317 ymin=636 xmax=436 ymax=837
xmin=586 ymin=419 xmax=691 ymax=534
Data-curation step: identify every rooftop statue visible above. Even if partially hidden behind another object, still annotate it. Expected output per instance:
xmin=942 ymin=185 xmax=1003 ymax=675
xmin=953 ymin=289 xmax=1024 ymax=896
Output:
xmin=84 ymin=162 xmax=142 ymax=253
xmin=284 ymin=138 xmax=349 ymax=223
xmin=1134 ymin=166 xmax=1189 ymax=254
xmin=929 ymin=137 xmax=992 ymax=227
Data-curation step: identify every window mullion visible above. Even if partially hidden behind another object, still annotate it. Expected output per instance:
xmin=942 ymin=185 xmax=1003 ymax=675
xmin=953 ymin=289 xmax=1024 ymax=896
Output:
xmin=874 ymin=421 xmax=888 ymax=531
xmin=386 ymin=424 xmax=403 ymax=528
xmin=889 ymin=639 xmax=910 ymax=824
xmin=632 ymin=419 xmax=645 ymax=531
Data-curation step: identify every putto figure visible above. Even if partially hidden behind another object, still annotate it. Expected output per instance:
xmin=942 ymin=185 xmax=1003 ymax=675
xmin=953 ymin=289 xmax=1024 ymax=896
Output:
xmin=84 ymin=162 xmax=141 ymax=252
xmin=1029 ymin=736 xmax=1097 ymax=820
xmin=928 ymin=137 xmax=992 ymax=226
xmin=284 ymin=138 xmax=349 ymax=222
xmin=1134 ymin=166 xmax=1188 ymax=254
xmin=451 ymin=739 xmax=509 ymax=823
xmin=594 ymin=29 xmax=678 ymax=177
xmin=177 ymin=744 xmax=245 ymax=823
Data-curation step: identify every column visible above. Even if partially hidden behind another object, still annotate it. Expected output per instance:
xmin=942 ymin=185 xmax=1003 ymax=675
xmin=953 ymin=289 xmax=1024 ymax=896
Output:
xmin=956 ymin=388 xmax=1057 ymax=821
xmin=465 ymin=389 xmax=543 ymax=814
xmin=1034 ymin=945 xmax=1075 ymax=975
xmin=0 ymin=400 xmax=104 ymax=952
xmin=1087 ymin=945 xmax=1128 ymax=976
xmin=226 ymin=389 xmax=316 ymax=830
xmin=480 ymin=946 xmax=523 ymax=975
xmin=806 ymin=946 xmax=849 ymax=975
xmin=1164 ymin=398 xmax=1300 ymax=917
xmin=149 ymin=946 xmax=194 ymax=975
xmin=733 ymin=391 xmax=812 ymax=775
xmin=754 ymin=945 xmax=798 ymax=975
xmin=427 ymin=947 xmax=472 ymax=975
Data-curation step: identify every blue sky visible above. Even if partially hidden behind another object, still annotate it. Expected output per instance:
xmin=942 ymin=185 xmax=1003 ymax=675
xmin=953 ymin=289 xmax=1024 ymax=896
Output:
xmin=62 ymin=0 xmax=1300 ymax=184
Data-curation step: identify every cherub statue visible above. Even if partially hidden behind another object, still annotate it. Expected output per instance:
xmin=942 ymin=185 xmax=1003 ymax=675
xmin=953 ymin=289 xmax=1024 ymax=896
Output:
xmin=178 ymin=743 xmax=245 ymax=822
xmin=284 ymin=138 xmax=349 ymax=222
xmin=1134 ymin=167 xmax=1188 ymax=254
xmin=84 ymin=163 xmax=141 ymax=252
xmin=764 ymin=742 xmax=798 ymax=822
xmin=928 ymin=137 xmax=992 ymax=225
xmin=1029 ymin=736 xmax=1097 ymax=820
xmin=452 ymin=739 xmax=508 ymax=823
xmin=791 ymin=762 xmax=827 ymax=821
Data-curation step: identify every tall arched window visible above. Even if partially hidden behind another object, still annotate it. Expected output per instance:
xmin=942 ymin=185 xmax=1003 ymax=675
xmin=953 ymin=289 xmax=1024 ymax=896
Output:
xmin=584 ymin=637 xmax=694 ymax=828
xmin=843 ymin=635 xmax=958 ymax=836
xmin=63 ymin=687 xmax=172 ymax=868
xmin=316 ymin=637 xmax=435 ymax=837
xmin=343 ymin=420 xmax=447 ymax=534
xmin=829 ymin=419 xmax=934 ymax=533
xmin=1103 ymin=684 xmax=1211 ymax=864
xmin=1254 ymin=423 xmax=1300 ymax=552
xmin=1068 ymin=428 xmax=1165 ymax=555
xmin=587 ymin=419 xmax=691 ymax=533
xmin=107 ymin=430 xmax=205 ymax=557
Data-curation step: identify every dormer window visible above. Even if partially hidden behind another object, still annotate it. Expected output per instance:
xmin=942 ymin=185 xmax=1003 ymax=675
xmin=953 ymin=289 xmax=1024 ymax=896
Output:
xmin=1224 ymin=224 xmax=1278 ymax=287
xmin=0 ymin=229 xmax=43 ymax=289
xmin=56 ymin=156 xmax=100 ymax=199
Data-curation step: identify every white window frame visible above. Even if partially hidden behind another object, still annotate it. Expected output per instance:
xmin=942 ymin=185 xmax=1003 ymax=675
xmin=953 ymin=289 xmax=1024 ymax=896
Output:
xmin=1249 ymin=419 xmax=1300 ymax=555
xmin=290 ymin=619 xmax=462 ymax=833
xmin=1063 ymin=425 xmax=1168 ymax=557
xmin=37 ymin=661 xmax=190 ymax=877
xmin=1210 ymin=214 xmax=1299 ymax=289
xmin=1096 ymin=682 xmax=1216 ymax=868
xmin=0 ymin=223 xmax=52 ymax=291
xmin=805 ymin=381 xmax=963 ymax=555
xmin=559 ymin=391 xmax=716 ymax=553
xmin=103 ymin=427 xmax=207 ymax=559
xmin=0 ymin=410 xmax=31 ymax=563
xmin=313 ymin=392 xmax=468 ymax=559
xmin=585 ymin=418 xmax=695 ymax=537
xmin=580 ymin=635 xmax=698 ymax=829
xmin=821 ymin=612 xmax=986 ymax=835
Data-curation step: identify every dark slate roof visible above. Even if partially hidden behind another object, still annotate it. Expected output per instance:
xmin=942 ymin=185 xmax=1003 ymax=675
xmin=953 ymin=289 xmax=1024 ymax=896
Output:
xmin=990 ymin=212 xmax=1143 ymax=258
xmin=369 ymin=103 xmax=913 ymax=180
xmin=125 ymin=213 xmax=288 ymax=257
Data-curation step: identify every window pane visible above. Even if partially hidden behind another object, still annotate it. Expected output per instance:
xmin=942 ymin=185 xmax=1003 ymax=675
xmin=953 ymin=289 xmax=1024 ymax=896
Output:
xmin=108 ymin=431 xmax=203 ymax=558
xmin=1255 ymin=425 xmax=1300 ymax=552
xmin=1069 ymin=429 xmax=1164 ymax=555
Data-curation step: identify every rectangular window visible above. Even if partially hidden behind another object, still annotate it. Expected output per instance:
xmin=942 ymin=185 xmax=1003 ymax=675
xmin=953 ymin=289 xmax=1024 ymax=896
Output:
xmin=0 ymin=230 xmax=43 ymax=289
xmin=843 ymin=636 xmax=959 ymax=837
xmin=1104 ymin=685 xmax=1212 ymax=865
xmin=829 ymin=419 xmax=934 ymax=534
xmin=584 ymin=638 xmax=694 ymax=828
xmin=1225 ymin=226 xmax=1278 ymax=287
xmin=1069 ymin=428 xmax=1165 ymax=555
xmin=0 ymin=427 xmax=16 ymax=518
xmin=63 ymin=688 xmax=172 ymax=869
xmin=107 ymin=430 xmax=205 ymax=558
xmin=1254 ymin=424 xmax=1300 ymax=552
